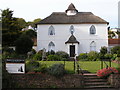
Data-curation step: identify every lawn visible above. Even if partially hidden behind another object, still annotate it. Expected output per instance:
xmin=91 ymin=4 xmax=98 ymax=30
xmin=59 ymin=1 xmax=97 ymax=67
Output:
xmin=39 ymin=61 xmax=118 ymax=73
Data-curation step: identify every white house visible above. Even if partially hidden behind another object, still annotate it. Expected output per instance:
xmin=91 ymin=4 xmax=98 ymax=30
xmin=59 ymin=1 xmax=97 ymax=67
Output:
xmin=37 ymin=3 xmax=109 ymax=57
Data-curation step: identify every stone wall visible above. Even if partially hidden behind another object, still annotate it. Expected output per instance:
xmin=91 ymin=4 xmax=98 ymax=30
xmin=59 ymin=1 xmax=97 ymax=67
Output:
xmin=10 ymin=73 xmax=84 ymax=88
xmin=108 ymin=74 xmax=120 ymax=88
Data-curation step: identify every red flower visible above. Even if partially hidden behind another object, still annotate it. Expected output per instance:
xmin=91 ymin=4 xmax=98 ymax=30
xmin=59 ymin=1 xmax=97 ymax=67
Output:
xmin=97 ymin=67 xmax=118 ymax=77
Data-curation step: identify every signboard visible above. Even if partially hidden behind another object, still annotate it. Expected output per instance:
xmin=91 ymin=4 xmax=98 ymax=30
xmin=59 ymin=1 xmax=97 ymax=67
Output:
xmin=6 ymin=59 xmax=25 ymax=74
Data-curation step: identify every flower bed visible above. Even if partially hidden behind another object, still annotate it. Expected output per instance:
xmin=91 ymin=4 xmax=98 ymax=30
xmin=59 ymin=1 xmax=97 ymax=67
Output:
xmin=97 ymin=67 xmax=118 ymax=78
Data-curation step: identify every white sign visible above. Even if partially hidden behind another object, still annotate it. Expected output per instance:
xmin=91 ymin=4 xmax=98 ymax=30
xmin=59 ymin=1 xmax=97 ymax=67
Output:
xmin=6 ymin=59 xmax=25 ymax=74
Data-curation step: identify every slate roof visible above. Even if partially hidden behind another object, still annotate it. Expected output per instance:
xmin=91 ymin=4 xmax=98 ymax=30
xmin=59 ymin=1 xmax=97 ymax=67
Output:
xmin=37 ymin=12 xmax=108 ymax=24
xmin=65 ymin=35 xmax=79 ymax=44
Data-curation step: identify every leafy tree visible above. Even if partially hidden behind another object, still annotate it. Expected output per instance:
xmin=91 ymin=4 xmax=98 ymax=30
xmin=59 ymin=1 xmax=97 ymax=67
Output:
xmin=22 ymin=29 xmax=37 ymax=38
xmin=15 ymin=34 xmax=34 ymax=54
xmin=108 ymin=30 xmax=115 ymax=39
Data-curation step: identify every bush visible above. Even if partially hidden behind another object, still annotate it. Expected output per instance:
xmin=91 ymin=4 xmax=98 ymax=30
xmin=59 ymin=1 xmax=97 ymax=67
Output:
xmin=26 ymin=61 xmax=39 ymax=72
xmin=104 ymin=53 xmax=113 ymax=59
xmin=111 ymin=46 xmax=120 ymax=55
xmin=77 ymin=53 xmax=88 ymax=61
xmin=87 ymin=51 xmax=98 ymax=61
xmin=111 ymin=54 xmax=117 ymax=60
xmin=97 ymin=67 xmax=118 ymax=78
xmin=55 ymin=51 xmax=69 ymax=61
xmin=33 ymin=53 xmax=42 ymax=61
xmin=34 ymin=63 xmax=47 ymax=73
xmin=47 ymin=55 xmax=60 ymax=61
xmin=47 ymin=63 xmax=65 ymax=77
xmin=46 ymin=50 xmax=55 ymax=56
xmin=100 ymin=46 xmax=107 ymax=55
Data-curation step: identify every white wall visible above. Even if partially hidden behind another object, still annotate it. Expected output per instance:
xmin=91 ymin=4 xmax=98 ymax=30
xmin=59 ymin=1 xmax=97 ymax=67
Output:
xmin=37 ymin=24 xmax=108 ymax=55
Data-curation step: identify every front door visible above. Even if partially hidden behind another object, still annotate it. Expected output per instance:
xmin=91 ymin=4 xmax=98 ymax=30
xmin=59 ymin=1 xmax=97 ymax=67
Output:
xmin=70 ymin=45 xmax=75 ymax=57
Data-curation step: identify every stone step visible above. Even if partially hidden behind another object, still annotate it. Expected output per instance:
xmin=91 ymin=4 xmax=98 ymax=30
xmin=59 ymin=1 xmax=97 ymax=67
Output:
xmin=84 ymin=79 xmax=107 ymax=82
xmin=85 ymin=82 xmax=109 ymax=86
xmin=84 ymin=85 xmax=113 ymax=89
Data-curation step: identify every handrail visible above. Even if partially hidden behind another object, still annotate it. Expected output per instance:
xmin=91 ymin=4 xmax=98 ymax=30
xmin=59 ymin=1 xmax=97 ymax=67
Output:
xmin=75 ymin=59 xmax=84 ymax=75
xmin=103 ymin=61 xmax=117 ymax=74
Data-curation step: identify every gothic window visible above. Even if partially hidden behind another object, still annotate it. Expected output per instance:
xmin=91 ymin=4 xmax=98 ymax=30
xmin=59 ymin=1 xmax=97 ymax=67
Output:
xmin=48 ymin=41 xmax=55 ymax=51
xmin=90 ymin=41 xmax=96 ymax=51
xmin=70 ymin=25 xmax=75 ymax=34
xmin=90 ymin=25 xmax=96 ymax=34
xmin=48 ymin=25 xmax=55 ymax=35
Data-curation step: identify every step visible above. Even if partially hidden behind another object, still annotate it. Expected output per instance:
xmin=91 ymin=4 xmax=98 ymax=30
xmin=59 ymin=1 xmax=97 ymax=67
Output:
xmin=84 ymin=85 xmax=113 ymax=89
xmin=85 ymin=82 xmax=109 ymax=86
xmin=84 ymin=79 xmax=107 ymax=82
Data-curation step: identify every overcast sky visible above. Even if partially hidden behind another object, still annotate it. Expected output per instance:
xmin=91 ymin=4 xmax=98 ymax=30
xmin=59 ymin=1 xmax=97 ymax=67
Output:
xmin=0 ymin=0 xmax=119 ymax=28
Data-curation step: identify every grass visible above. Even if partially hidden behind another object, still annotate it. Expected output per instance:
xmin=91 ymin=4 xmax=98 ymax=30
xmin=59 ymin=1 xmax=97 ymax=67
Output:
xmin=39 ymin=61 xmax=118 ymax=73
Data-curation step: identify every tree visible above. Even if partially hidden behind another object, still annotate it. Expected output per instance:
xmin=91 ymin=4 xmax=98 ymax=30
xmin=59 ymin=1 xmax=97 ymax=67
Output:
xmin=1 ymin=8 xmax=24 ymax=46
xmin=108 ymin=30 xmax=115 ymax=39
xmin=111 ymin=46 xmax=120 ymax=56
xmin=22 ymin=29 xmax=37 ymax=38
xmin=100 ymin=46 xmax=107 ymax=55
xmin=15 ymin=34 xmax=34 ymax=54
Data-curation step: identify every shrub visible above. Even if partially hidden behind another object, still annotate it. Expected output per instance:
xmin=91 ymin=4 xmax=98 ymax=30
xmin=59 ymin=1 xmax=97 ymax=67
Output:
xmin=87 ymin=51 xmax=98 ymax=61
xmin=55 ymin=51 xmax=69 ymax=61
xmin=47 ymin=55 xmax=60 ymax=61
xmin=33 ymin=53 xmax=42 ymax=61
xmin=34 ymin=63 xmax=47 ymax=73
xmin=104 ymin=53 xmax=113 ymax=59
xmin=97 ymin=67 xmax=118 ymax=78
xmin=46 ymin=50 xmax=55 ymax=56
xmin=26 ymin=61 xmax=39 ymax=72
xmin=77 ymin=53 xmax=88 ymax=61
xmin=111 ymin=54 xmax=117 ymax=60
xmin=47 ymin=63 xmax=65 ymax=77
xmin=100 ymin=46 xmax=107 ymax=55
xmin=111 ymin=46 xmax=120 ymax=55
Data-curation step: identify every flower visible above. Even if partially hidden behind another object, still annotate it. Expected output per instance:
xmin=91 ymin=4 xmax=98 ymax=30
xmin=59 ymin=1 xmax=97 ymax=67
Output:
xmin=97 ymin=67 xmax=118 ymax=77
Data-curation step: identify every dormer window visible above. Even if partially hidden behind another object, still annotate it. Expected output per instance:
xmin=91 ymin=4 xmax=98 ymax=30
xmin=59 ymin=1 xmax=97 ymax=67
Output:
xmin=90 ymin=25 xmax=96 ymax=35
xmin=48 ymin=25 xmax=55 ymax=35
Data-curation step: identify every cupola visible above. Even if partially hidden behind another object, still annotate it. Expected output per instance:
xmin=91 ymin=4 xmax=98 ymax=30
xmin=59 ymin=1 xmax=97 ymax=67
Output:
xmin=65 ymin=3 xmax=78 ymax=16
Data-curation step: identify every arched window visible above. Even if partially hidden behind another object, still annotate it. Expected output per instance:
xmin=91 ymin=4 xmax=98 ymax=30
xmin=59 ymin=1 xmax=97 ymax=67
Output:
xmin=48 ymin=41 xmax=55 ymax=51
xmin=90 ymin=41 xmax=96 ymax=51
xmin=90 ymin=25 xmax=96 ymax=34
xmin=70 ymin=25 xmax=75 ymax=34
xmin=48 ymin=25 xmax=55 ymax=35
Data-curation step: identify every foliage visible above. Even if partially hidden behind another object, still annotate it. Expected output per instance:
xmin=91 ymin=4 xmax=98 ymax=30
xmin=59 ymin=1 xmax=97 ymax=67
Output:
xmin=97 ymin=67 xmax=118 ymax=78
xmin=15 ymin=34 xmax=34 ymax=54
xmin=26 ymin=61 xmax=39 ymax=72
xmin=55 ymin=51 xmax=69 ymax=61
xmin=34 ymin=63 xmax=47 ymax=73
xmin=100 ymin=46 xmax=107 ymax=55
xmin=47 ymin=63 xmax=65 ymax=77
xmin=108 ymin=30 xmax=115 ymax=39
xmin=46 ymin=50 xmax=55 ymax=56
xmin=47 ymin=55 xmax=60 ymax=61
xmin=33 ymin=53 xmax=42 ymax=61
xmin=111 ymin=46 xmax=120 ymax=56
xmin=2 ymin=8 xmax=25 ymax=46
xmin=22 ymin=29 xmax=37 ymax=38
xmin=77 ymin=53 xmax=88 ymax=61
xmin=87 ymin=51 xmax=99 ymax=61
xmin=104 ymin=53 xmax=113 ymax=59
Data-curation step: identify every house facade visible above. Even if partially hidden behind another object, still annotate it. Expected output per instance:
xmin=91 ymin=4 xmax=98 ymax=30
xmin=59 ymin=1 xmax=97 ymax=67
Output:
xmin=37 ymin=3 xmax=109 ymax=57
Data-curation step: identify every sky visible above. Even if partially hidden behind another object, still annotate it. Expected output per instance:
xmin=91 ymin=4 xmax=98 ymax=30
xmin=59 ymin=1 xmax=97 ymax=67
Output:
xmin=0 ymin=0 xmax=119 ymax=28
